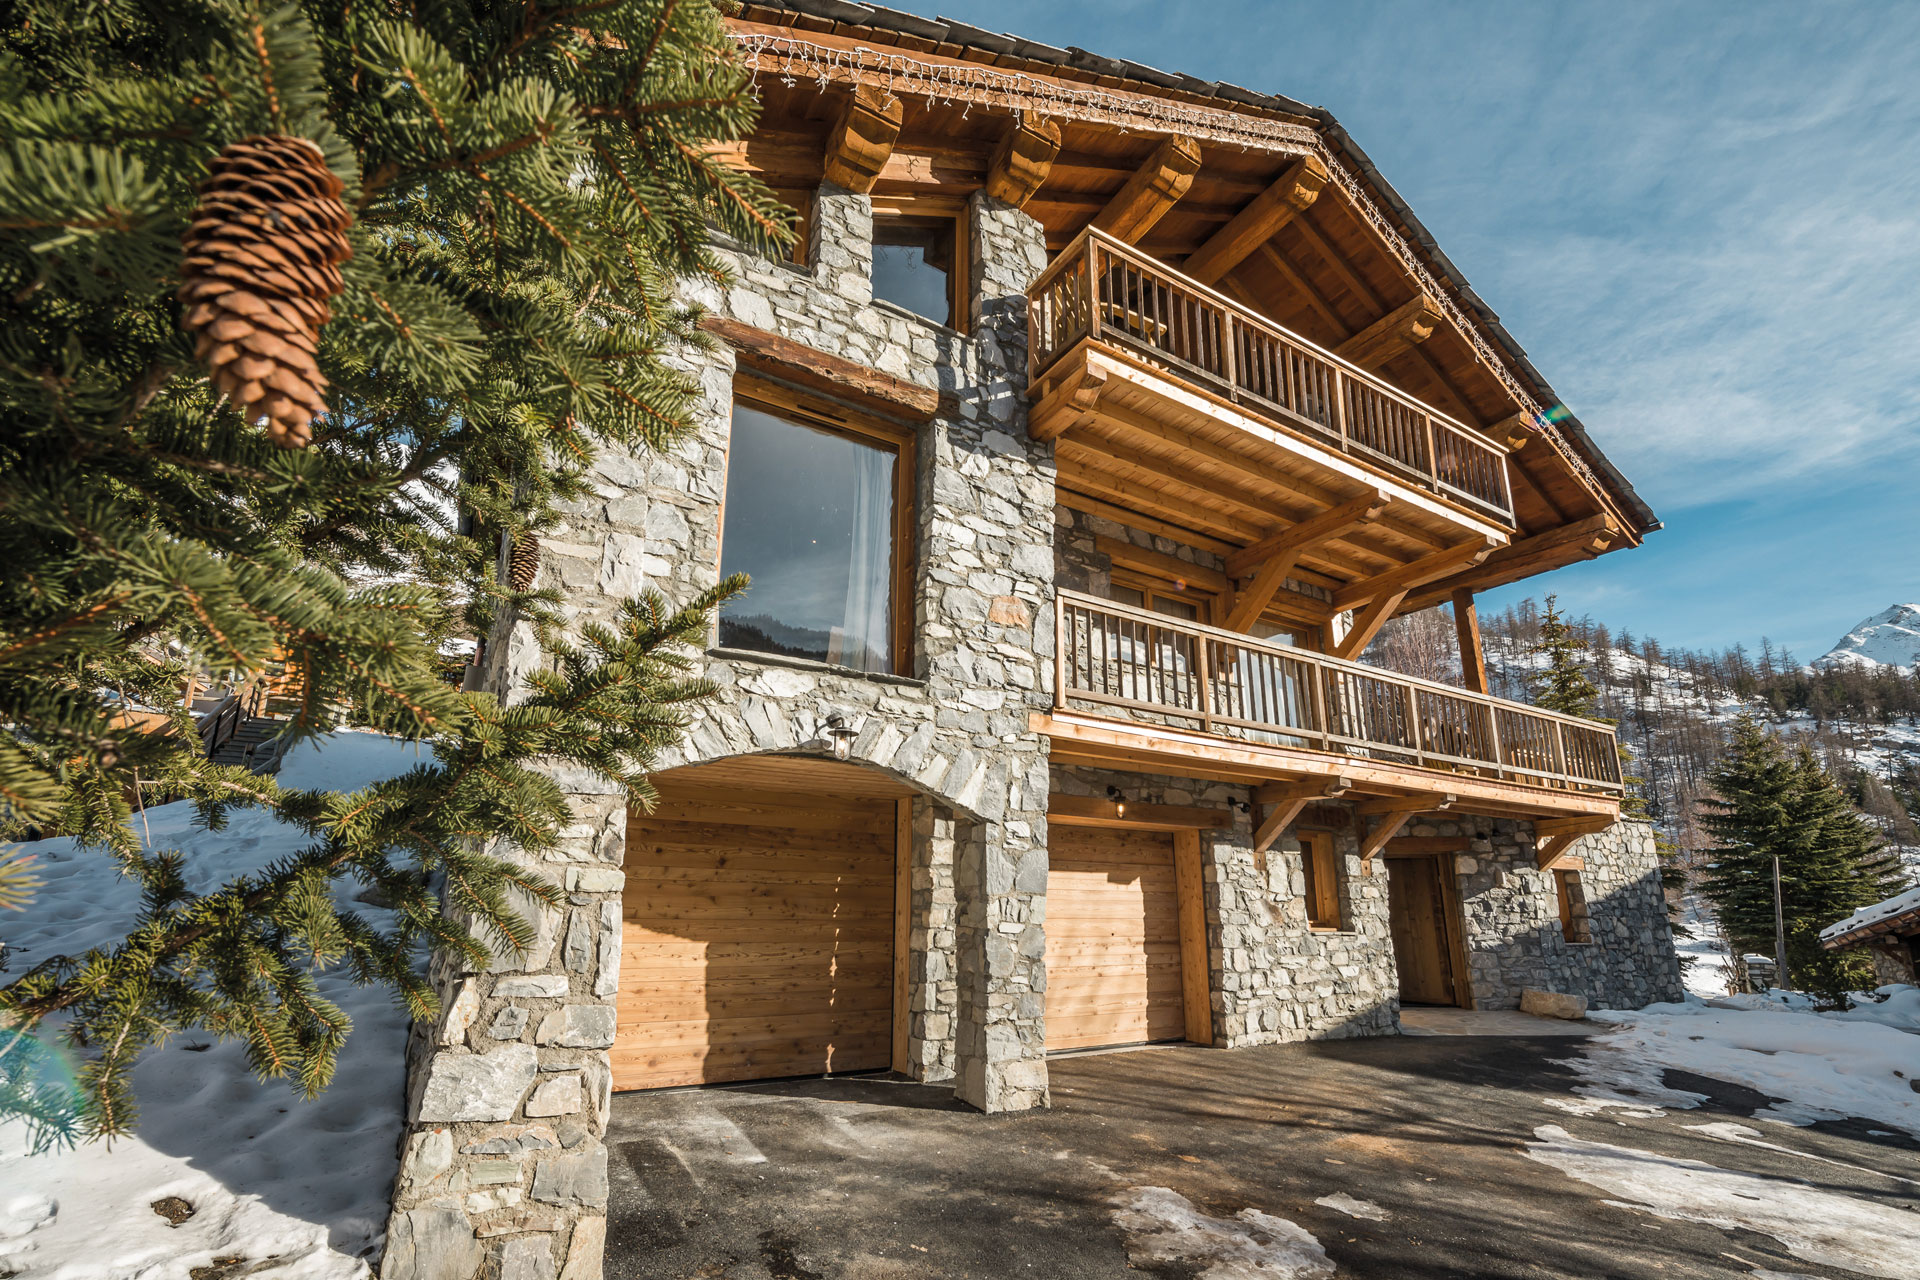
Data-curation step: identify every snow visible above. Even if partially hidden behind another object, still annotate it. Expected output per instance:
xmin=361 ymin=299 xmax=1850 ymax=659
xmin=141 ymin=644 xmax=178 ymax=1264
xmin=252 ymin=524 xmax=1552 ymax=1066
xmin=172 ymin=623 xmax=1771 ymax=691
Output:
xmin=1311 ymin=1193 xmax=1388 ymax=1221
xmin=1814 ymin=603 xmax=1920 ymax=671
xmin=1821 ymin=883 xmax=1920 ymax=942
xmin=1524 ymin=1124 xmax=1920 ymax=1278
xmin=1112 ymin=1186 xmax=1334 ymax=1279
xmin=0 ymin=732 xmax=431 ymax=1280
xmin=1558 ymin=990 xmax=1920 ymax=1138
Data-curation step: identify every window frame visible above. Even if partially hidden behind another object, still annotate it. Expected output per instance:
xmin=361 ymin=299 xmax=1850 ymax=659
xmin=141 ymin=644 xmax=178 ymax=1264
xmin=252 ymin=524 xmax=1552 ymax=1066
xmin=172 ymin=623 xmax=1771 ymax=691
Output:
xmin=718 ymin=377 xmax=918 ymax=675
xmin=870 ymin=197 xmax=969 ymax=330
xmin=1298 ymin=830 xmax=1345 ymax=932
xmin=1554 ymin=868 xmax=1592 ymax=945
xmin=1110 ymin=569 xmax=1215 ymax=625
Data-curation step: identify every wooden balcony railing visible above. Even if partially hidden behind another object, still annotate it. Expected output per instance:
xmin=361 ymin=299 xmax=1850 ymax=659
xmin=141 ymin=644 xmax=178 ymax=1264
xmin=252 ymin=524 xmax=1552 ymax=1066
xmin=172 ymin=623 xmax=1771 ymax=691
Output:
xmin=1030 ymin=226 xmax=1516 ymax=525
xmin=1055 ymin=591 xmax=1622 ymax=793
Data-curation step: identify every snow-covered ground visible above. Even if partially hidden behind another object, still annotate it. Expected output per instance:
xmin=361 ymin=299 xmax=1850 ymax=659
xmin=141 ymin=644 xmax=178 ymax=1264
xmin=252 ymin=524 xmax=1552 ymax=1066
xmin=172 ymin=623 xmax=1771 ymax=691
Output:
xmin=1 ymin=733 xmax=431 ymax=1280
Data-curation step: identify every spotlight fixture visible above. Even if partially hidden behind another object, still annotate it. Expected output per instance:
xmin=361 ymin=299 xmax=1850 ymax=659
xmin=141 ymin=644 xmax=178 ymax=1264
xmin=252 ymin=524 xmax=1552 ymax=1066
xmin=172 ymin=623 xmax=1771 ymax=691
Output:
xmin=824 ymin=713 xmax=857 ymax=762
xmin=1105 ymin=784 xmax=1126 ymax=818
xmin=1229 ymin=798 xmax=1252 ymax=815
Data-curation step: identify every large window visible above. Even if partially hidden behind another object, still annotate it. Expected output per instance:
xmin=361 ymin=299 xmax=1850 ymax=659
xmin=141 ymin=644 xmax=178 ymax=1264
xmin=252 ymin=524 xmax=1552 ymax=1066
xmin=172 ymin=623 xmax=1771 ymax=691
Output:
xmin=717 ymin=398 xmax=908 ymax=674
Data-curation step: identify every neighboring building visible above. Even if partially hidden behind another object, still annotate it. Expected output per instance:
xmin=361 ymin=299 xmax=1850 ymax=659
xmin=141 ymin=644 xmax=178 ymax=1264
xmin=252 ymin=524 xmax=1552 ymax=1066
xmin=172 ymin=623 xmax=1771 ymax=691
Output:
xmin=382 ymin=6 xmax=1684 ymax=1276
xmin=1821 ymin=887 xmax=1920 ymax=985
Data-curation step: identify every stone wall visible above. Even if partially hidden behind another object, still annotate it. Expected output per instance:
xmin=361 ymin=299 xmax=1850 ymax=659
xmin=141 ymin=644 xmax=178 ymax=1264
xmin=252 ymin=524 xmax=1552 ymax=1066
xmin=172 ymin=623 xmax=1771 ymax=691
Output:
xmin=383 ymin=183 xmax=1056 ymax=1280
xmin=1449 ymin=816 xmax=1685 ymax=1010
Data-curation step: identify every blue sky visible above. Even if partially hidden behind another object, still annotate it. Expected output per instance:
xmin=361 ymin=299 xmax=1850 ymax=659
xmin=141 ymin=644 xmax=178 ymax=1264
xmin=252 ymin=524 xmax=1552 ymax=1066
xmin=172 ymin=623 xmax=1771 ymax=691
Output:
xmin=912 ymin=0 xmax=1920 ymax=659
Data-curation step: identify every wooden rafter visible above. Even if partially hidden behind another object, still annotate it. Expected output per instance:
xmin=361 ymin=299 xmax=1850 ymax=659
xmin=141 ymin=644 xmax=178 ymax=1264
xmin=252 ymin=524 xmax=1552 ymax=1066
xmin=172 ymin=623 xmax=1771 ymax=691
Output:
xmin=1253 ymin=776 xmax=1355 ymax=854
xmin=1182 ymin=155 xmax=1331 ymax=285
xmin=1334 ymin=295 xmax=1444 ymax=371
xmin=985 ymin=112 xmax=1061 ymax=209
xmin=822 ymin=85 xmax=902 ymax=194
xmin=1329 ymin=536 xmax=1500 ymax=613
xmin=1092 ymin=136 xmax=1203 ymax=244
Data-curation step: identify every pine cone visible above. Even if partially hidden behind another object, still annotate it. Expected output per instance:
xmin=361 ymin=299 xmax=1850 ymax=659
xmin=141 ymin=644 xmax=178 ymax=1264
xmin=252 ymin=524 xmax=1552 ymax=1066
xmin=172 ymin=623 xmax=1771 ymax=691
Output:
xmin=179 ymin=136 xmax=352 ymax=449
xmin=509 ymin=531 xmax=540 ymax=592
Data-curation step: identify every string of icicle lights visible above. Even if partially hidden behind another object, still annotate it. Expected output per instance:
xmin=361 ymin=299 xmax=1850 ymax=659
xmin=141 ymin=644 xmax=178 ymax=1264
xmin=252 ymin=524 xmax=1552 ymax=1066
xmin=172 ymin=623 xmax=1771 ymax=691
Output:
xmin=732 ymin=31 xmax=1602 ymax=492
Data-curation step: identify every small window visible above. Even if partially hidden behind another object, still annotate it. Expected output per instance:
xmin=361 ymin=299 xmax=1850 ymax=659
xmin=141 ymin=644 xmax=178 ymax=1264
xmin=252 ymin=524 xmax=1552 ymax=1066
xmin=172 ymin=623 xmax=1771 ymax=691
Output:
xmin=873 ymin=215 xmax=963 ymax=327
xmin=1111 ymin=578 xmax=1208 ymax=623
xmin=1555 ymin=869 xmax=1591 ymax=944
xmin=1299 ymin=831 xmax=1343 ymax=931
xmin=717 ymin=398 xmax=909 ymax=673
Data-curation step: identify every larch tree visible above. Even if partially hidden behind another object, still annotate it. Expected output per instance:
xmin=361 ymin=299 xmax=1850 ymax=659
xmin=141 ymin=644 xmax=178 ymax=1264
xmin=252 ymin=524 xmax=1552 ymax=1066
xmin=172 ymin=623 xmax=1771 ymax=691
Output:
xmin=0 ymin=0 xmax=787 ymax=1147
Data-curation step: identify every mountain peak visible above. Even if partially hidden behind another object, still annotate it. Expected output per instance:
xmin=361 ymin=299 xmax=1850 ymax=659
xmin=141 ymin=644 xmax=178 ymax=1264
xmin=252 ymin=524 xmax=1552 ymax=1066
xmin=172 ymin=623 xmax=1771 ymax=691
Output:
xmin=1813 ymin=603 xmax=1920 ymax=670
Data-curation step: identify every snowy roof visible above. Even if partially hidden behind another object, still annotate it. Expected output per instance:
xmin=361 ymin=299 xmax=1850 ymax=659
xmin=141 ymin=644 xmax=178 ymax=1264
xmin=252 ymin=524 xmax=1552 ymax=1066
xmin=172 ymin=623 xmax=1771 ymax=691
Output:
xmin=1820 ymin=885 xmax=1920 ymax=948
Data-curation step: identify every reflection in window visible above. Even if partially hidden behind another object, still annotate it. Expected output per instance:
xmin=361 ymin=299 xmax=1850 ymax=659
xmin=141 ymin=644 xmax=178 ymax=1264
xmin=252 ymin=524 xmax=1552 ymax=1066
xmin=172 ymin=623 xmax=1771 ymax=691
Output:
xmin=718 ymin=403 xmax=897 ymax=673
xmin=872 ymin=218 xmax=957 ymax=326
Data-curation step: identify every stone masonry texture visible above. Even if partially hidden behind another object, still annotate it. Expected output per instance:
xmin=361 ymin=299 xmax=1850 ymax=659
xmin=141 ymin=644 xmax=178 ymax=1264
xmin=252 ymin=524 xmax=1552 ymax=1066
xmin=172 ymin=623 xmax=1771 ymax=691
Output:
xmin=382 ymin=176 xmax=1683 ymax=1280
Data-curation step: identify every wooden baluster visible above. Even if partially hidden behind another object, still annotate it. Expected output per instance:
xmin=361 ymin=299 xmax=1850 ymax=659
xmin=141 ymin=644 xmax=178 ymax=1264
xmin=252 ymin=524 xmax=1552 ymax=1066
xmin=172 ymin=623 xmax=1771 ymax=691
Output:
xmin=1331 ymin=368 xmax=1348 ymax=447
xmin=1197 ymin=635 xmax=1213 ymax=732
xmin=1486 ymin=702 xmax=1505 ymax=780
xmin=1055 ymin=598 xmax=1069 ymax=708
xmin=1422 ymin=414 xmax=1439 ymax=492
xmin=1221 ymin=305 xmax=1238 ymax=400
xmin=1551 ymin=719 xmax=1568 ymax=785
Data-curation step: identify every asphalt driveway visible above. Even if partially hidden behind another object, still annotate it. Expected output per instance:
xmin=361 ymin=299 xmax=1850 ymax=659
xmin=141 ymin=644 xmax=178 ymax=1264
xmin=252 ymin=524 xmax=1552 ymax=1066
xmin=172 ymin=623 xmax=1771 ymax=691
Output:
xmin=603 ymin=1031 xmax=1920 ymax=1279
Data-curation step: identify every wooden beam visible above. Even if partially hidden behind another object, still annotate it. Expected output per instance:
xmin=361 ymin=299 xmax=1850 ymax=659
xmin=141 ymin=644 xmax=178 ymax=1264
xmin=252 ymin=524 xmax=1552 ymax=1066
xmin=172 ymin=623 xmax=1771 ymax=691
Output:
xmin=1223 ymin=490 xmax=1392 ymax=580
xmin=1253 ymin=776 xmax=1355 ymax=854
xmin=1092 ymin=136 xmax=1203 ymax=245
xmin=1330 ymin=587 xmax=1409 ymax=662
xmin=1360 ymin=805 xmax=1429 ymax=864
xmin=1356 ymin=793 xmax=1455 ymax=817
xmin=1028 ymin=363 xmax=1108 ymax=442
xmin=1182 ymin=155 xmax=1331 ymax=284
xmin=1048 ymin=793 xmax=1225 ymax=832
xmin=1223 ymin=491 xmax=1390 ymax=633
xmin=1490 ymin=412 xmax=1541 ymax=453
xmin=1534 ymin=815 xmax=1613 ymax=869
xmin=1330 ymin=536 xmax=1500 ymax=613
xmin=702 ymin=316 xmax=938 ymax=421
xmin=1399 ymin=515 xmax=1620 ymax=613
xmin=1097 ymin=537 xmax=1234 ymax=596
xmin=984 ymin=112 xmax=1061 ymax=209
xmin=1453 ymin=587 xmax=1487 ymax=695
xmin=1333 ymin=295 xmax=1444 ymax=370
xmin=822 ymin=85 xmax=903 ymax=194
xmin=1253 ymin=243 xmax=1351 ymax=341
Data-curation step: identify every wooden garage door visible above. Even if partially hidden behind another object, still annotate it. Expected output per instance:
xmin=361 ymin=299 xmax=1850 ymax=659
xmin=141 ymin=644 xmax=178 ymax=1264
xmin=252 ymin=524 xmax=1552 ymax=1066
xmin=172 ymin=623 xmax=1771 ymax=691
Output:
xmin=613 ymin=779 xmax=896 ymax=1090
xmin=1045 ymin=826 xmax=1186 ymax=1051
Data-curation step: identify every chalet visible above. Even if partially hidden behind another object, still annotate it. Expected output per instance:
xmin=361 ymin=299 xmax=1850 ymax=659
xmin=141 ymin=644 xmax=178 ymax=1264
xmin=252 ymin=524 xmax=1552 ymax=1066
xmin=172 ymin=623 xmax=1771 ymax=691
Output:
xmin=1821 ymin=887 xmax=1920 ymax=985
xmin=381 ymin=5 xmax=1685 ymax=1275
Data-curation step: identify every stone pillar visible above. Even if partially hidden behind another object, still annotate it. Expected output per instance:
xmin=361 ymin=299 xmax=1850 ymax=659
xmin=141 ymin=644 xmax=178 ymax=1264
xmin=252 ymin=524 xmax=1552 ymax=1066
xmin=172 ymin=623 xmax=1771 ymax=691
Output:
xmin=905 ymin=796 xmax=959 ymax=1080
xmin=944 ymin=191 xmax=1054 ymax=1112
xmin=383 ymin=445 xmax=650 ymax=1280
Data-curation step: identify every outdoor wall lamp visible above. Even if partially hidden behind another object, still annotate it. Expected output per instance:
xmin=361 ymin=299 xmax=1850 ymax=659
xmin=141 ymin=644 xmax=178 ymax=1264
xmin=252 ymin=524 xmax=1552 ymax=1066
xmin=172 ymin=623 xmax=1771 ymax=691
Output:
xmin=824 ymin=713 xmax=857 ymax=761
xmin=1106 ymin=784 xmax=1126 ymax=817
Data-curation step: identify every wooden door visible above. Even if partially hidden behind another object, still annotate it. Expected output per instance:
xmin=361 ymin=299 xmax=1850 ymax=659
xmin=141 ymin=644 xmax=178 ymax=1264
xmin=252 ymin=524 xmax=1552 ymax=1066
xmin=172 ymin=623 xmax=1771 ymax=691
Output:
xmin=613 ymin=778 xmax=896 ymax=1090
xmin=1386 ymin=856 xmax=1460 ymax=1007
xmin=1045 ymin=826 xmax=1188 ymax=1051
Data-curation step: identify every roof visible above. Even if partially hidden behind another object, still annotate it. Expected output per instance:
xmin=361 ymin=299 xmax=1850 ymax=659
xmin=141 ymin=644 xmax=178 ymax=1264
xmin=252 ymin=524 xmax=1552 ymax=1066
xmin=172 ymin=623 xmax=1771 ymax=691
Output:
xmin=747 ymin=2 xmax=1659 ymax=535
xmin=1821 ymin=885 xmax=1920 ymax=950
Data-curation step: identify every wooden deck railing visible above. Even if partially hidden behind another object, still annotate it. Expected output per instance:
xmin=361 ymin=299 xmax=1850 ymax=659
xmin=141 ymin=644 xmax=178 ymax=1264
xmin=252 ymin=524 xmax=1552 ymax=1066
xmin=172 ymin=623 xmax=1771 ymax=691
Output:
xmin=1055 ymin=591 xmax=1622 ymax=792
xmin=1030 ymin=226 xmax=1516 ymax=525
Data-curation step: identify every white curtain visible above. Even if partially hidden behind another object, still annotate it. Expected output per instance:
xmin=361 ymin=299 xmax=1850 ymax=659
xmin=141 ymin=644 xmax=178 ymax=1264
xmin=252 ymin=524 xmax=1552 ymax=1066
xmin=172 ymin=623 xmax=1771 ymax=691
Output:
xmin=839 ymin=447 xmax=892 ymax=672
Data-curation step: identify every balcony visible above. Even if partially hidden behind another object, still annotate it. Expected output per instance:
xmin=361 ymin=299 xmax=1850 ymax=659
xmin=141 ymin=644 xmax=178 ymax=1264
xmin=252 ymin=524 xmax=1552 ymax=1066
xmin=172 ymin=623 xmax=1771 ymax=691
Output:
xmin=1042 ymin=591 xmax=1622 ymax=824
xmin=1030 ymin=226 xmax=1515 ymax=526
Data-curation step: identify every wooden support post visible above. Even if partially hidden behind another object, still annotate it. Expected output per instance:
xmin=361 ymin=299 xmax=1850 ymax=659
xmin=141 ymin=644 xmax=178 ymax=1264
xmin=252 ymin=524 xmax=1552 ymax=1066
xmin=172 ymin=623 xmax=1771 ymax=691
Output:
xmin=1452 ymin=587 xmax=1487 ymax=695
xmin=1093 ymin=136 xmax=1203 ymax=244
xmin=1173 ymin=829 xmax=1212 ymax=1045
xmin=1333 ymin=295 xmax=1445 ymax=370
xmin=985 ymin=112 xmax=1061 ymax=209
xmin=823 ymin=85 xmax=903 ymax=194
xmin=1251 ymin=776 xmax=1354 ymax=854
xmin=1355 ymin=794 xmax=1453 ymax=865
xmin=1181 ymin=155 xmax=1330 ymax=284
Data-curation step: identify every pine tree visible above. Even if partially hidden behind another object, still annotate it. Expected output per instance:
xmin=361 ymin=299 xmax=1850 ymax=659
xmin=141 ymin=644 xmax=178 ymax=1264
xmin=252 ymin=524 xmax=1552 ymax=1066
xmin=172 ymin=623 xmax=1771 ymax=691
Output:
xmin=1528 ymin=594 xmax=1600 ymax=717
xmin=0 ymin=0 xmax=788 ymax=1147
xmin=1697 ymin=717 xmax=1908 ymax=1005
